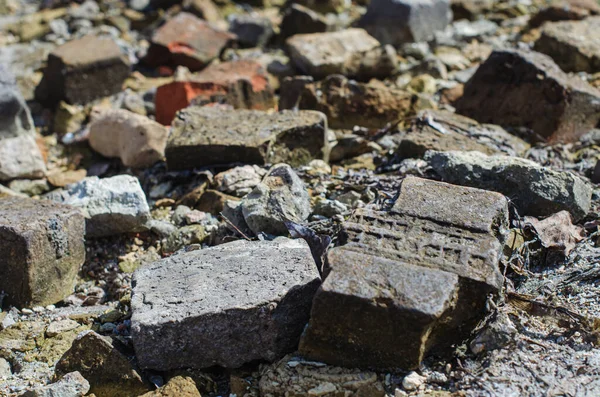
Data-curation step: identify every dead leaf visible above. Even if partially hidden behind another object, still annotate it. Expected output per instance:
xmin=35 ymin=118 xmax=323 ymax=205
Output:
xmin=523 ymin=211 xmax=585 ymax=257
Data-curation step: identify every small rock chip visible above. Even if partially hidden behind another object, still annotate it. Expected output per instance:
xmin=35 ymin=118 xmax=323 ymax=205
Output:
xmin=46 ymin=175 xmax=151 ymax=237
xmin=214 ymin=165 xmax=265 ymax=197
xmin=299 ymin=176 xmax=507 ymax=370
xmin=425 ymin=150 xmax=592 ymax=220
xmin=154 ymin=60 xmax=275 ymax=125
xmin=55 ymin=331 xmax=149 ymax=397
xmin=131 ymin=238 xmax=321 ymax=370
xmin=360 ymin=0 xmax=452 ymax=45
xmin=47 ymin=169 xmax=87 ymax=188
xmin=145 ymin=12 xmax=236 ymax=71
xmin=402 ymin=371 xmax=425 ymax=391
xmin=138 ymin=376 xmax=201 ymax=397
xmin=88 ymin=108 xmax=169 ymax=168
xmin=20 ymin=371 xmax=90 ymax=397
xmin=0 ymin=64 xmax=37 ymax=139
xmin=241 ymin=164 xmax=311 ymax=235
xmin=455 ymin=49 xmax=600 ymax=143
xmin=166 ymin=107 xmax=329 ymax=169
xmin=0 ymin=197 xmax=85 ymax=308
xmin=535 ymin=17 xmax=600 ymax=73
xmin=286 ymin=28 xmax=397 ymax=80
xmin=35 ymin=35 xmax=131 ymax=105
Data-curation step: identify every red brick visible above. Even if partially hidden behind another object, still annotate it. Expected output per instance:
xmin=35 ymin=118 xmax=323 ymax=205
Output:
xmin=155 ymin=60 xmax=275 ymax=125
xmin=144 ymin=12 xmax=236 ymax=71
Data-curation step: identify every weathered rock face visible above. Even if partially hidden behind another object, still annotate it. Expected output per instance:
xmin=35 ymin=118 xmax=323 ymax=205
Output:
xmin=280 ymin=4 xmax=330 ymax=39
xmin=425 ymin=150 xmax=592 ymax=221
xmin=0 ymin=135 xmax=46 ymax=181
xmin=20 ymin=371 xmax=90 ymax=397
xmin=0 ymin=197 xmax=85 ymax=308
xmin=259 ymin=355 xmax=385 ymax=397
xmin=46 ymin=175 xmax=150 ymax=237
xmin=360 ymin=0 xmax=452 ymax=45
xmin=279 ymin=75 xmax=415 ymax=129
xmin=214 ymin=165 xmax=265 ymax=197
xmin=166 ymin=107 xmax=329 ymax=169
xmin=54 ymin=331 xmax=149 ymax=397
xmin=299 ymin=176 xmax=508 ymax=370
xmin=88 ymin=108 xmax=169 ymax=168
xmin=455 ymin=49 xmax=600 ymax=143
xmin=0 ymin=65 xmax=46 ymax=181
xmin=35 ymin=35 xmax=130 ymax=105
xmin=138 ymin=376 xmax=201 ymax=397
xmin=145 ymin=12 xmax=236 ymax=71
xmin=154 ymin=60 xmax=275 ymax=125
xmin=131 ymin=238 xmax=321 ymax=370
xmin=286 ymin=29 xmax=397 ymax=80
xmin=534 ymin=17 xmax=600 ymax=73
xmin=241 ymin=164 xmax=311 ymax=235
xmin=398 ymin=109 xmax=529 ymax=158
xmin=529 ymin=0 xmax=600 ymax=27
xmin=228 ymin=14 xmax=274 ymax=48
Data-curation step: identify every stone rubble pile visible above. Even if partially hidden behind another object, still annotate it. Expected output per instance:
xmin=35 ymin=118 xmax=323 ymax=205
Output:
xmin=1 ymin=0 xmax=600 ymax=395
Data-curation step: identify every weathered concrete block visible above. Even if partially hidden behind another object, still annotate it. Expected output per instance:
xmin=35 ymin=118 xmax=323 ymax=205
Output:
xmin=299 ymin=176 xmax=507 ymax=370
xmin=455 ymin=49 xmax=600 ymax=143
xmin=131 ymin=238 xmax=321 ymax=370
xmin=0 ymin=197 xmax=85 ymax=308
xmin=425 ymin=150 xmax=592 ymax=220
xmin=145 ymin=12 xmax=235 ymax=71
xmin=535 ymin=17 xmax=600 ymax=73
xmin=166 ymin=107 xmax=329 ymax=169
xmin=88 ymin=108 xmax=169 ymax=168
xmin=286 ymin=29 xmax=397 ymax=80
xmin=35 ymin=35 xmax=130 ymax=105
xmin=46 ymin=175 xmax=150 ymax=237
xmin=360 ymin=0 xmax=452 ymax=45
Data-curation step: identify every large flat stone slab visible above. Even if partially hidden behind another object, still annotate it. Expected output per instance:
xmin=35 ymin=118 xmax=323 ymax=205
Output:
xmin=299 ymin=176 xmax=507 ymax=370
xmin=131 ymin=238 xmax=321 ymax=370
xmin=455 ymin=49 xmax=600 ymax=143
xmin=166 ymin=107 xmax=329 ymax=169
xmin=0 ymin=197 xmax=85 ymax=307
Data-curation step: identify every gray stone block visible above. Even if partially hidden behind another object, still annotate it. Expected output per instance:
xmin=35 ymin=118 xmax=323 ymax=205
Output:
xmin=131 ymin=238 xmax=321 ymax=370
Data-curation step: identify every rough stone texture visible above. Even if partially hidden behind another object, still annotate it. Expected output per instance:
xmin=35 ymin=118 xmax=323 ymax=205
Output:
xmin=139 ymin=376 xmax=201 ymax=397
xmin=286 ymin=29 xmax=397 ymax=80
xmin=259 ymin=355 xmax=385 ymax=397
xmin=425 ymin=150 xmax=592 ymax=221
xmin=88 ymin=108 xmax=169 ymax=168
xmin=46 ymin=175 xmax=150 ymax=237
xmin=35 ymin=35 xmax=130 ymax=105
xmin=54 ymin=331 xmax=149 ymax=397
xmin=279 ymin=75 xmax=414 ymax=129
xmin=20 ymin=371 xmax=90 ymax=397
xmin=299 ymin=176 xmax=507 ymax=370
xmin=214 ymin=165 xmax=265 ymax=197
xmin=0 ymin=197 xmax=85 ymax=308
xmin=455 ymin=49 xmax=600 ymax=143
xmin=155 ymin=60 xmax=275 ymax=125
xmin=145 ymin=12 xmax=236 ymax=71
xmin=451 ymin=0 xmax=493 ymax=20
xmin=166 ymin=107 xmax=329 ymax=169
xmin=280 ymin=4 xmax=330 ymax=39
xmin=398 ymin=109 xmax=529 ymax=158
xmin=360 ymin=0 xmax=452 ymax=45
xmin=229 ymin=14 xmax=273 ymax=48
xmin=534 ymin=17 xmax=600 ymax=73
xmin=241 ymin=164 xmax=311 ymax=235
xmin=529 ymin=0 xmax=600 ymax=27
xmin=131 ymin=238 xmax=321 ymax=370
xmin=0 ymin=64 xmax=36 ymax=139
xmin=0 ymin=135 xmax=46 ymax=181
